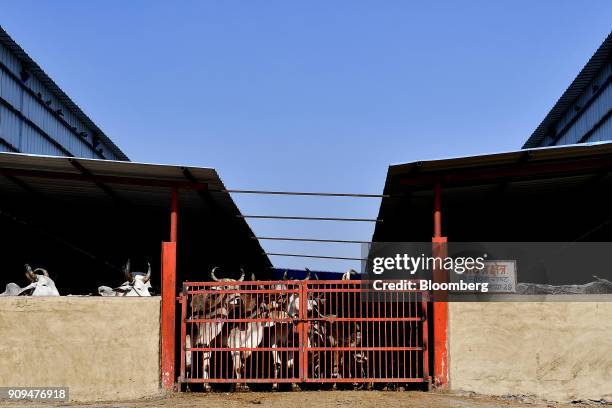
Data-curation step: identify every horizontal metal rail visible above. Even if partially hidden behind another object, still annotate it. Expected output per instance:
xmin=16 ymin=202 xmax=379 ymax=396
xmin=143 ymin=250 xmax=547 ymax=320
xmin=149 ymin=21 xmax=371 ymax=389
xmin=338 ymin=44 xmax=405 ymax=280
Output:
xmin=220 ymin=189 xmax=389 ymax=198
xmin=188 ymin=346 xmax=424 ymax=352
xmin=253 ymin=236 xmax=372 ymax=244
xmin=239 ymin=214 xmax=382 ymax=222
xmin=187 ymin=378 xmax=428 ymax=384
xmin=265 ymin=252 xmax=367 ymax=261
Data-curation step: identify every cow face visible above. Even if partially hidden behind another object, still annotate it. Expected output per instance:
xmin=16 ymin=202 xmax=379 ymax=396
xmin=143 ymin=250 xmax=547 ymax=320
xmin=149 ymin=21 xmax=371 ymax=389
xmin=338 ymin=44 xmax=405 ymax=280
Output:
xmin=209 ymin=267 xmax=245 ymax=307
xmin=119 ymin=260 xmax=152 ymax=297
xmin=19 ymin=265 xmax=60 ymax=296
xmin=98 ymin=260 xmax=152 ymax=297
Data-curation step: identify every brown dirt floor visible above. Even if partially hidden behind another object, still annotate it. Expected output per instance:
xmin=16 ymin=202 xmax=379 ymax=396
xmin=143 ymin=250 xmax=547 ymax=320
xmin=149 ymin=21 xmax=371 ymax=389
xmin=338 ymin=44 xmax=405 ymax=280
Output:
xmin=0 ymin=391 xmax=606 ymax=408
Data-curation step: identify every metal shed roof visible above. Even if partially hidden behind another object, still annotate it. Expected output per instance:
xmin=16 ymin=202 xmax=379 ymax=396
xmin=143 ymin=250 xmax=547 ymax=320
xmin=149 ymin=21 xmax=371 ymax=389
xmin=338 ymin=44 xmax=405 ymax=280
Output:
xmin=0 ymin=26 xmax=129 ymax=161
xmin=522 ymin=31 xmax=612 ymax=148
xmin=385 ymin=142 xmax=612 ymax=189
xmin=0 ymin=152 xmax=271 ymax=290
xmin=374 ymin=142 xmax=612 ymax=242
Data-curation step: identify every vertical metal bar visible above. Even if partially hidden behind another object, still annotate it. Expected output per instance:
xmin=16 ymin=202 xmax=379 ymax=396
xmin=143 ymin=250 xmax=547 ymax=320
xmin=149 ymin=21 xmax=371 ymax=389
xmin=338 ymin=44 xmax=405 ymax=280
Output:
xmin=432 ymin=180 xmax=449 ymax=388
xmin=170 ymin=187 xmax=178 ymax=242
xmin=161 ymin=241 xmax=178 ymax=389
xmin=179 ymin=284 xmax=187 ymax=384
xmin=422 ymin=290 xmax=430 ymax=383
xmin=298 ymin=281 xmax=307 ymax=381
xmin=161 ymin=187 xmax=179 ymax=390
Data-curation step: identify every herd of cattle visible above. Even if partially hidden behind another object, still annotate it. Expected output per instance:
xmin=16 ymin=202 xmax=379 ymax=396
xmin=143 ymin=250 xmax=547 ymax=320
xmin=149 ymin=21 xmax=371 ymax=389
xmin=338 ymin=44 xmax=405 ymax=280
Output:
xmin=1 ymin=263 xmax=424 ymax=389
xmin=0 ymin=260 xmax=153 ymax=297
xmin=184 ymin=268 xmax=366 ymax=390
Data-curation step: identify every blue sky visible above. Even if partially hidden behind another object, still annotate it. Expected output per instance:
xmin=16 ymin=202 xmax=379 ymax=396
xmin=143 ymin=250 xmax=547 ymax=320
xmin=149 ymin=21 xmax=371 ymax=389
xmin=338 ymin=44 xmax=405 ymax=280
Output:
xmin=2 ymin=1 xmax=611 ymax=271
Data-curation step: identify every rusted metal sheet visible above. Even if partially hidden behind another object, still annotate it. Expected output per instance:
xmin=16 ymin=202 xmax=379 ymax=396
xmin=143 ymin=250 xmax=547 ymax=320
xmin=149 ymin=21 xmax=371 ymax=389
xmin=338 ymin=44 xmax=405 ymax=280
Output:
xmin=178 ymin=280 xmax=429 ymax=387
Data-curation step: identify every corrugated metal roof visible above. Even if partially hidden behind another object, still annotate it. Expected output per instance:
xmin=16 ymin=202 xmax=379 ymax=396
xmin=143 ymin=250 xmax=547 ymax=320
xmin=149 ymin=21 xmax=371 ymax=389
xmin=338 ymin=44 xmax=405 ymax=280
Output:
xmin=523 ymin=31 xmax=612 ymax=148
xmin=387 ymin=141 xmax=612 ymax=183
xmin=0 ymin=25 xmax=129 ymax=161
xmin=0 ymin=152 xmax=271 ymax=268
xmin=373 ymin=142 xmax=612 ymax=243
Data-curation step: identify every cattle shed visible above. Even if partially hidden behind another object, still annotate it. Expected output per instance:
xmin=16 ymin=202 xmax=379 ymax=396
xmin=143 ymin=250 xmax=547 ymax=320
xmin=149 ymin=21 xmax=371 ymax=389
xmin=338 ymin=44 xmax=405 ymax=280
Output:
xmin=373 ymin=141 xmax=612 ymax=400
xmin=374 ymin=141 xmax=612 ymax=244
xmin=0 ymin=152 xmax=273 ymax=391
xmin=0 ymin=152 xmax=271 ymax=289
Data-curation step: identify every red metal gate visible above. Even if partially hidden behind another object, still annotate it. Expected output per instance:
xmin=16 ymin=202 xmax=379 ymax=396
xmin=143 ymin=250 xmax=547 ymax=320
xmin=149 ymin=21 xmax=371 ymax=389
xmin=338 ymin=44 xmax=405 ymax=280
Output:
xmin=178 ymin=280 xmax=429 ymax=386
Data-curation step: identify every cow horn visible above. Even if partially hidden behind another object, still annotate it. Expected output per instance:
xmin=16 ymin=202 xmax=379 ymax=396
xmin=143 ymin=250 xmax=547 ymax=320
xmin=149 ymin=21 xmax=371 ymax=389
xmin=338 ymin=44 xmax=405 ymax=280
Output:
xmin=123 ymin=259 xmax=133 ymax=282
xmin=251 ymin=272 xmax=257 ymax=281
xmin=34 ymin=268 xmax=49 ymax=277
xmin=210 ymin=267 xmax=221 ymax=282
xmin=305 ymin=268 xmax=311 ymax=280
xmin=283 ymin=270 xmax=288 ymax=280
xmin=143 ymin=263 xmax=151 ymax=283
xmin=342 ymin=269 xmax=357 ymax=280
xmin=24 ymin=264 xmax=37 ymax=282
xmin=238 ymin=268 xmax=245 ymax=281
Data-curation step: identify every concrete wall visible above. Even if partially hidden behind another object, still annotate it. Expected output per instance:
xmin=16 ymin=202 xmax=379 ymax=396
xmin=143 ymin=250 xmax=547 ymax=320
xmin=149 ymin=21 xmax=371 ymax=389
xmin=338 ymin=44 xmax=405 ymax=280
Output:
xmin=449 ymin=302 xmax=612 ymax=402
xmin=0 ymin=297 xmax=161 ymax=401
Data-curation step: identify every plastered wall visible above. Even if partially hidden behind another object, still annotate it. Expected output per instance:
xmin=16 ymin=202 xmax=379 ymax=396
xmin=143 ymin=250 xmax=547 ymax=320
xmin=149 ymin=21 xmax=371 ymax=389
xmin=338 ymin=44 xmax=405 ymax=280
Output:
xmin=0 ymin=297 xmax=162 ymax=401
xmin=449 ymin=302 xmax=612 ymax=402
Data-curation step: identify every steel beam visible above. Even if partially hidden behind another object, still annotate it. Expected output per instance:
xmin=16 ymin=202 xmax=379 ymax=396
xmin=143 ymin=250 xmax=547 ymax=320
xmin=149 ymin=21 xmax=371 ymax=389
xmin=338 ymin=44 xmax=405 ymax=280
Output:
xmin=399 ymin=154 xmax=612 ymax=190
xmin=431 ymin=181 xmax=448 ymax=389
xmin=0 ymin=167 xmax=207 ymax=190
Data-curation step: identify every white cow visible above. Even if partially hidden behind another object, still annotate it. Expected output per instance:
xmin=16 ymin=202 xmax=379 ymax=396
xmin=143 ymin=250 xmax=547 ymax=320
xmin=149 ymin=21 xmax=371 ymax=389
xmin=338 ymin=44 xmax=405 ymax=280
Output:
xmin=285 ymin=268 xmax=323 ymax=317
xmin=0 ymin=282 xmax=21 ymax=296
xmin=342 ymin=268 xmax=358 ymax=280
xmin=18 ymin=265 xmax=60 ymax=296
xmin=98 ymin=260 xmax=152 ymax=297
xmin=225 ymin=306 xmax=278 ymax=389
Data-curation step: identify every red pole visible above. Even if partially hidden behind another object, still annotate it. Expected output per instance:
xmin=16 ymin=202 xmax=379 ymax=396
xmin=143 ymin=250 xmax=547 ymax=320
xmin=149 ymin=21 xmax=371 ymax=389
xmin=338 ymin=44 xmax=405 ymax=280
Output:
xmin=433 ymin=182 xmax=442 ymax=238
xmin=170 ymin=188 xmax=178 ymax=242
xmin=161 ymin=187 xmax=178 ymax=390
xmin=432 ymin=181 xmax=448 ymax=389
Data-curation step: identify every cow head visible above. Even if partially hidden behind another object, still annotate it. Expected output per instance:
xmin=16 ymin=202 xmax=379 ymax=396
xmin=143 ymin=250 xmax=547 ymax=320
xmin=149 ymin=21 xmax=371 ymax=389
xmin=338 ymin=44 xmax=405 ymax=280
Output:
xmin=120 ymin=260 xmax=152 ymax=296
xmin=342 ymin=269 xmax=358 ymax=280
xmin=284 ymin=268 xmax=325 ymax=316
xmin=0 ymin=282 xmax=21 ymax=296
xmin=19 ymin=264 xmax=60 ymax=296
xmin=98 ymin=260 xmax=151 ymax=297
xmin=209 ymin=266 xmax=245 ymax=307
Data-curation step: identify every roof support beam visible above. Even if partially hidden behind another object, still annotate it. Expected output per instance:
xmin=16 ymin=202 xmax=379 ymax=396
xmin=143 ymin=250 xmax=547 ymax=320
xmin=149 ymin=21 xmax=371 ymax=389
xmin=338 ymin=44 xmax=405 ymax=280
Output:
xmin=68 ymin=159 xmax=127 ymax=204
xmin=0 ymin=166 xmax=207 ymax=189
xmin=399 ymin=155 xmax=612 ymax=190
xmin=0 ymin=137 xmax=20 ymax=153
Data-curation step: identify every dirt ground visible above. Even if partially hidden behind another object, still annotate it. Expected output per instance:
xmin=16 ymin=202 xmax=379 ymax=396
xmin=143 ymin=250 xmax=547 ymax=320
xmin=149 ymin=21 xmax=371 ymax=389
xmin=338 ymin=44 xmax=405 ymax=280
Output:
xmin=0 ymin=391 xmax=606 ymax=408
